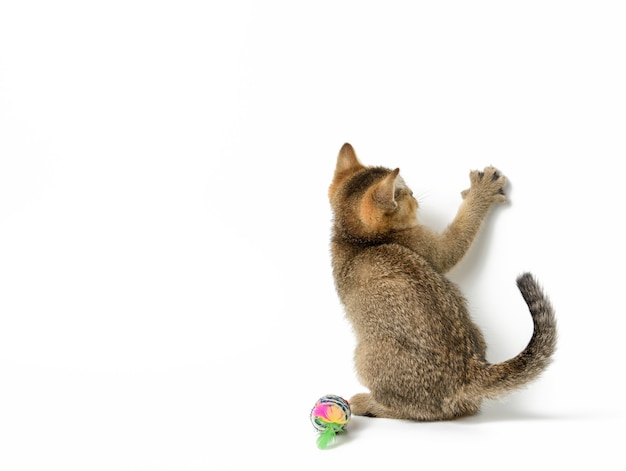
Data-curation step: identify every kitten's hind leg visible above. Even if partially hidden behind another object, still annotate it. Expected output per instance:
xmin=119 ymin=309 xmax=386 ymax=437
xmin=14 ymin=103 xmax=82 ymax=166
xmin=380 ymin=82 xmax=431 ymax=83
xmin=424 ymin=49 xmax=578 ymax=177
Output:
xmin=350 ymin=393 xmax=404 ymax=419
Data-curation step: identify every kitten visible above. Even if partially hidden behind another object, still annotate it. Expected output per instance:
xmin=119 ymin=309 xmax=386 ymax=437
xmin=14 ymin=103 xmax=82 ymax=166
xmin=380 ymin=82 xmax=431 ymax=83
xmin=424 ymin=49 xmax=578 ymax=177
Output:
xmin=329 ymin=143 xmax=556 ymax=420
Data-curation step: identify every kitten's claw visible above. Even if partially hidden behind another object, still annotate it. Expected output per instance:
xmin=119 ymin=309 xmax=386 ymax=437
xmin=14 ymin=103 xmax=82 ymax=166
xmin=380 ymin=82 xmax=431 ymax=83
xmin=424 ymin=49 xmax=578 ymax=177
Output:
xmin=462 ymin=166 xmax=507 ymax=203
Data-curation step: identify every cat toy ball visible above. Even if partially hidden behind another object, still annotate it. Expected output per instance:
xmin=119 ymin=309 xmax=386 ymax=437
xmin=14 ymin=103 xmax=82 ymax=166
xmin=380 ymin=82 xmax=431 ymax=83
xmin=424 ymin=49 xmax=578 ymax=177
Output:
xmin=310 ymin=394 xmax=351 ymax=449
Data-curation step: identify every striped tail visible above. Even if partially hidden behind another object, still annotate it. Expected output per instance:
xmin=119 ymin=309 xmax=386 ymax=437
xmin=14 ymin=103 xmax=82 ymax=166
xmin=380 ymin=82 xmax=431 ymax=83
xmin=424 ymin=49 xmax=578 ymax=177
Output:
xmin=472 ymin=273 xmax=557 ymax=399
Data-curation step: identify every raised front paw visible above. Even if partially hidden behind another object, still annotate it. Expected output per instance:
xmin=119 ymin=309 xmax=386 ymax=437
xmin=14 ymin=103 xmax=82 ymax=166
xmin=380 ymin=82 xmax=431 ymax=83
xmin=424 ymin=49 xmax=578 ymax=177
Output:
xmin=461 ymin=166 xmax=507 ymax=203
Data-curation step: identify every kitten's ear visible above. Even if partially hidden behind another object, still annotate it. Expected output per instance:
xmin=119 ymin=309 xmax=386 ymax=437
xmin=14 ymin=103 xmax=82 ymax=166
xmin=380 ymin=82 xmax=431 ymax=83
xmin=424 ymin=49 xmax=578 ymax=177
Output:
xmin=329 ymin=143 xmax=365 ymax=199
xmin=373 ymin=168 xmax=400 ymax=211
xmin=334 ymin=143 xmax=364 ymax=175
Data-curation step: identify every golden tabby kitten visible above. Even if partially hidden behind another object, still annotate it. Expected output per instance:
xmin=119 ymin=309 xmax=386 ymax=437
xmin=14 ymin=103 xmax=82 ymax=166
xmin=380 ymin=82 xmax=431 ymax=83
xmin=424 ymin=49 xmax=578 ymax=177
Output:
xmin=329 ymin=143 xmax=556 ymax=420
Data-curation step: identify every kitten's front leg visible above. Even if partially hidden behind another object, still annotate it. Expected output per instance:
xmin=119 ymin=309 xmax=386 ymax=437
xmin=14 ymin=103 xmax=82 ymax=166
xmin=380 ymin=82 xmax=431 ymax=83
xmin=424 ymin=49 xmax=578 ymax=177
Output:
xmin=430 ymin=166 xmax=506 ymax=272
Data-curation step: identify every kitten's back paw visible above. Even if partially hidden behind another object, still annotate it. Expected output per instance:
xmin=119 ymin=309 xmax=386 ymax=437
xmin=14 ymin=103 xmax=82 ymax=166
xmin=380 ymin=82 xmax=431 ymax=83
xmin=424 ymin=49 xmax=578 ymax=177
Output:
xmin=349 ymin=393 xmax=376 ymax=417
xmin=349 ymin=393 xmax=401 ymax=419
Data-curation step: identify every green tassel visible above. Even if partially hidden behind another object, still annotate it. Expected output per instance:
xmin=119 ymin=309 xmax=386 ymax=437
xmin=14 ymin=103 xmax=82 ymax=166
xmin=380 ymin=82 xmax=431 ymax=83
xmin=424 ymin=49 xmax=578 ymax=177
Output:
xmin=316 ymin=422 xmax=345 ymax=449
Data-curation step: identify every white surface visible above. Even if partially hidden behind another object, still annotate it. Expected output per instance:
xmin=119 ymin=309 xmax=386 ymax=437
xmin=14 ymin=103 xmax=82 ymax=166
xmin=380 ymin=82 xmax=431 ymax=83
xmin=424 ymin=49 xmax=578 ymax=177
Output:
xmin=1 ymin=1 xmax=624 ymax=469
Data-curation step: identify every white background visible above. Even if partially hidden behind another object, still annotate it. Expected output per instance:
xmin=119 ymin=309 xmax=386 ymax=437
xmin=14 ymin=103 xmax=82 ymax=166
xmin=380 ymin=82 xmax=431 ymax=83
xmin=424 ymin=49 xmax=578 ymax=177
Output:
xmin=1 ymin=1 xmax=624 ymax=470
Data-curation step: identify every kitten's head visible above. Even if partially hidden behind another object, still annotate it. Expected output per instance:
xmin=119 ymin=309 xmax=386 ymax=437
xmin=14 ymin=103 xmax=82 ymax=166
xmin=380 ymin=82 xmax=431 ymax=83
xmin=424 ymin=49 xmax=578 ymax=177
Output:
xmin=329 ymin=143 xmax=418 ymax=241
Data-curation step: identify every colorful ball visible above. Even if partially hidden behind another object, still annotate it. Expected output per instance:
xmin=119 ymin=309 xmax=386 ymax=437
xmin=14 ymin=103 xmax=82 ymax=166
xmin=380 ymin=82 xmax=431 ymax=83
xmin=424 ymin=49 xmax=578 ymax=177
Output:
xmin=310 ymin=395 xmax=351 ymax=449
